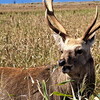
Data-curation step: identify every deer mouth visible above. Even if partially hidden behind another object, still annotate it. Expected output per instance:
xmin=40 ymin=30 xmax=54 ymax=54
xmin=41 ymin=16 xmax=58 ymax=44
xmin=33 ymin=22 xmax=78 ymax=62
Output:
xmin=62 ymin=65 xmax=73 ymax=73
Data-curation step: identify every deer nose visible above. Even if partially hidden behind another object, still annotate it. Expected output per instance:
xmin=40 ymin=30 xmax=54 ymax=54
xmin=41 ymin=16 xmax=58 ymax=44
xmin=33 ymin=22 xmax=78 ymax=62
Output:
xmin=58 ymin=59 xmax=66 ymax=66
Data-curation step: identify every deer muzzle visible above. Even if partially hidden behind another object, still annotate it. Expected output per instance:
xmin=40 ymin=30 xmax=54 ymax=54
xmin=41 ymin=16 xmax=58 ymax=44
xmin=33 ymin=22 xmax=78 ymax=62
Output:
xmin=58 ymin=59 xmax=73 ymax=73
xmin=62 ymin=65 xmax=73 ymax=73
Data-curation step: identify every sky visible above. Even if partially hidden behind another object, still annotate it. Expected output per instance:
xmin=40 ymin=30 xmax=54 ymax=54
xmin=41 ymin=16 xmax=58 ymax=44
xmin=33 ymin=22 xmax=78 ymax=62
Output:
xmin=0 ymin=0 xmax=99 ymax=4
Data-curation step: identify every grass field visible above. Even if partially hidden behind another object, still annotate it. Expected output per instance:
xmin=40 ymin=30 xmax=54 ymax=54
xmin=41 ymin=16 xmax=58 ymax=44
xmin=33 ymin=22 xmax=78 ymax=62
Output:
xmin=0 ymin=1 xmax=100 ymax=99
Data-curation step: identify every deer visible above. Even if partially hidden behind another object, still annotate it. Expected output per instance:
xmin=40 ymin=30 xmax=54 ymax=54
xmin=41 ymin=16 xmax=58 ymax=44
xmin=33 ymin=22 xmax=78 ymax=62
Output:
xmin=0 ymin=0 xmax=100 ymax=100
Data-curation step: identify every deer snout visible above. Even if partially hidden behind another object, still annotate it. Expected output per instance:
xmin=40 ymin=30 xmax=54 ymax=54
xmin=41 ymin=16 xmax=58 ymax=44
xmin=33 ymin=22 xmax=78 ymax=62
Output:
xmin=62 ymin=65 xmax=73 ymax=73
xmin=58 ymin=59 xmax=66 ymax=66
xmin=58 ymin=58 xmax=74 ymax=73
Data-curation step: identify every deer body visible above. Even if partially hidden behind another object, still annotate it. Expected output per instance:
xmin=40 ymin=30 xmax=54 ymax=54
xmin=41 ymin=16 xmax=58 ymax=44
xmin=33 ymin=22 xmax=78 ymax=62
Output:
xmin=0 ymin=66 xmax=50 ymax=100
xmin=0 ymin=57 xmax=95 ymax=100
xmin=0 ymin=0 xmax=100 ymax=100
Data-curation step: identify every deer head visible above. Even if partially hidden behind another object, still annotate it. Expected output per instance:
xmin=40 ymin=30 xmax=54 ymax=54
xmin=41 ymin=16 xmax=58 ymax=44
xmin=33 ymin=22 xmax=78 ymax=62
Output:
xmin=43 ymin=0 xmax=100 ymax=75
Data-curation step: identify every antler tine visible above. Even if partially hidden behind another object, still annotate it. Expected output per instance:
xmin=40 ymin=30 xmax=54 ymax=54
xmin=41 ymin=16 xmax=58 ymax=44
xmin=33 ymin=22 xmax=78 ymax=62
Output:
xmin=89 ymin=22 xmax=100 ymax=36
xmin=43 ymin=0 xmax=53 ymax=12
xmin=45 ymin=9 xmax=67 ymax=40
xmin=82 ymin=6 xmax=98 ymax=41
xmin=43 ymin=0 xmax=68 ymax=40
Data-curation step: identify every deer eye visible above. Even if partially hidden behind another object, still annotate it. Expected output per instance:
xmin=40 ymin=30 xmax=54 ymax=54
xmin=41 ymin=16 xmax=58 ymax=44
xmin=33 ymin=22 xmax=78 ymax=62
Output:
xmin=75 ymin=49 xmax=83 ymax=55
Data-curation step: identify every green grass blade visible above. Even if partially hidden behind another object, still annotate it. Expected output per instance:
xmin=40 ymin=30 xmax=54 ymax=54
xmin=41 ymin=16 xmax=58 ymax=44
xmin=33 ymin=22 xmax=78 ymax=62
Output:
xmin=50 ymin=91 xmax=72 ymax=97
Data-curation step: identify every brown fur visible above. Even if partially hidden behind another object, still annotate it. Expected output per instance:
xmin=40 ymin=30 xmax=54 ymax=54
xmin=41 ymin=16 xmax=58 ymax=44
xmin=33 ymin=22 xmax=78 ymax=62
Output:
xmin=0 ymin=66 xmax=50 ymax=100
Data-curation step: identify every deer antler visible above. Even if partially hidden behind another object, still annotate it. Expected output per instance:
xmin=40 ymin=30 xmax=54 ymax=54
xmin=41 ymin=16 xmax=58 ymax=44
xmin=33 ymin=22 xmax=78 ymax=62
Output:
xmin=82 ymin=7 xmax=99 ymax=41
xmin=88 ymin=22 xmax=100 ymax=37
xmin=43 ymin=0 xmax=68 ymax=40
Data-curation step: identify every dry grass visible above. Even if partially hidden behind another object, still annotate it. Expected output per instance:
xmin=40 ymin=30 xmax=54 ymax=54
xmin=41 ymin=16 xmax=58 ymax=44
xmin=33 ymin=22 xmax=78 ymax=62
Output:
xmin=0 ymin=1 xmax=100 ymax=99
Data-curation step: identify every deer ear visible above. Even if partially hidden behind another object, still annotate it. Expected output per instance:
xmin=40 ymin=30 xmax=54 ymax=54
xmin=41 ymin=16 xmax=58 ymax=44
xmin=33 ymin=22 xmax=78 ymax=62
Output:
xmin=53 ymin=33 xmax=65 ymax=49
xmin=87 ymin=34 xmax=95 ymax=46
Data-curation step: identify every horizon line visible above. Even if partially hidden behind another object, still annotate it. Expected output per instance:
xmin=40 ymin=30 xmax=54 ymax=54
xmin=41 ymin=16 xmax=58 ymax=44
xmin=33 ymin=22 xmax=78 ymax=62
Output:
xmin=0 ymin=0 xmax=99 ymax=4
